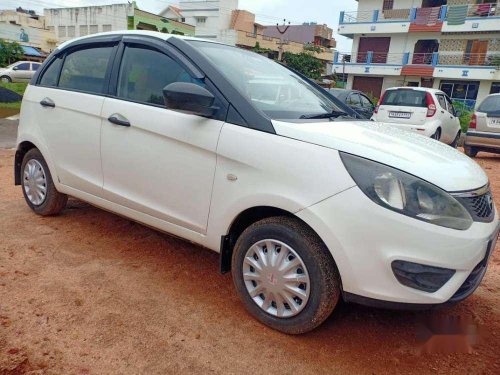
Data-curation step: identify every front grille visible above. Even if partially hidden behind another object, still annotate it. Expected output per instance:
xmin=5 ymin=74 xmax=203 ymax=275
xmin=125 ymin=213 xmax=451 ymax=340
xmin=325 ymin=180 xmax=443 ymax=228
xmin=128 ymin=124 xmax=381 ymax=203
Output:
xmin=455 ymin=190 xmax=495 ymax=223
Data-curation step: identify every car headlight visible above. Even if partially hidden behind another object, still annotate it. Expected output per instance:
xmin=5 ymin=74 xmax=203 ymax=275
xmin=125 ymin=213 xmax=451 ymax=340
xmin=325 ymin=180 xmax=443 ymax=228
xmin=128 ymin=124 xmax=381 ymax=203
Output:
xmin=340 ymin=152 xmax=473 ymax=230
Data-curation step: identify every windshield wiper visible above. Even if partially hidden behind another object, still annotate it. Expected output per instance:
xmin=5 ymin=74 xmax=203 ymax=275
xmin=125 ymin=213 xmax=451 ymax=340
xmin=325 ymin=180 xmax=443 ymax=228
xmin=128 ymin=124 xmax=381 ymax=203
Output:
xmin=300 ymin=110 xmax=351 ymax=120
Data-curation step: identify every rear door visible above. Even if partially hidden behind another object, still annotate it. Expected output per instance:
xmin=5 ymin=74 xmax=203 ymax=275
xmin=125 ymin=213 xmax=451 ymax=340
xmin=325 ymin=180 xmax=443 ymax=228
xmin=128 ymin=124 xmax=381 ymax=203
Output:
xmin=27 ymin=40 xmax=118 ymax=196
xmin=476 ymin=95 xmax=500 ymax=133
xmin=435 ymin=93 xmax=455 ymax=140
xmin=376 ymin=89 xmax=428 ymax=125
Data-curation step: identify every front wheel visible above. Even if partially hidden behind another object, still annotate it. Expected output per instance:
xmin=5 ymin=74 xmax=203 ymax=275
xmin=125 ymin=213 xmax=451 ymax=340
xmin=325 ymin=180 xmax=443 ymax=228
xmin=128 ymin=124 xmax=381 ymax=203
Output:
xmin=464 ymin=146 xmax=478 ymax=158
xmin=231 ymin=216 xmax=341 ymax=334
xmin=0 ymin=75 xmax=12 ymax=83
xmin=21 ymin=148 xmax=67 ymax=215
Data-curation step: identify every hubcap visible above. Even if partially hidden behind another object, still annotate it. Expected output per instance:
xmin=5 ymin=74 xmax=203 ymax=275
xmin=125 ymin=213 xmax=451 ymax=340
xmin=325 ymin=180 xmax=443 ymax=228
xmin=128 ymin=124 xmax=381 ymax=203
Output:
xmin=243 ymin=239 xmax=310 ymax=318
xmin=23 ymin=159 xmax=47 ymax=205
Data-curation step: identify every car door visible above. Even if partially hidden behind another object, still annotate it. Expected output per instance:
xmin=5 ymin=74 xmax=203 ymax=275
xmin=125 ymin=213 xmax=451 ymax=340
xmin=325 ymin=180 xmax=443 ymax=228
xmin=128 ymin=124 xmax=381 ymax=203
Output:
xmin=444 ymin=94 xmax=460 ymax=141
xmin=359 ymin=93 xmax=375 ymax=119
xmin=27 ymin=41 xmax=118 ymax=196
xmin=13 ymin=62 xmax=31 ymax=82
xmin=100 ymin=40 xmax=226 ymax=234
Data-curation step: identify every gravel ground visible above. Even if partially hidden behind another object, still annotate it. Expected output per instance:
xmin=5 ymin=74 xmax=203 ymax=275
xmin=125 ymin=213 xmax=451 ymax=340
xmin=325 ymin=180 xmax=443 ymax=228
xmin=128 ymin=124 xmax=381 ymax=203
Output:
xmin=0 ymin=149 xmax=499 ymax=375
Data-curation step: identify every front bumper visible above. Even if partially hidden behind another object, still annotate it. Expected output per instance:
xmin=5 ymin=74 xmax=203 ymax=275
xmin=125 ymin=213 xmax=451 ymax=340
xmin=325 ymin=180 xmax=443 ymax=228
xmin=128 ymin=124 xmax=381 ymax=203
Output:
xmin=465 ymin=130 xmax=500 ymax=151
xmin=296 ymin=186 xmax=499 ymax=306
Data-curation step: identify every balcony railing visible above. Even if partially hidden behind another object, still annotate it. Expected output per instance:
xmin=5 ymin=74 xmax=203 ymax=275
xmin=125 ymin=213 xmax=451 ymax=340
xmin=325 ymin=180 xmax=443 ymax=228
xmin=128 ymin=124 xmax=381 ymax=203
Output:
xmin=334 ymin=51 xmax=500 ymax=68
xmin=339 ymin=3 xmax=499 ymax=25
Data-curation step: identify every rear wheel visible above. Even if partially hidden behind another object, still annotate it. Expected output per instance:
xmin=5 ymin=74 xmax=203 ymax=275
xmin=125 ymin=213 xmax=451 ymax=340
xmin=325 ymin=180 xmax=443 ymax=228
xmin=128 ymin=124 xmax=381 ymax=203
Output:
xmin=0 ymin=75 xmax=12 ymax=83
xmin=464 ymin=146 xmax=478 ymax=158
xmin=450 ymin=131 xmax=461 ymax=148
xmin=231 ymin=216 xmax=341 ymax=334
xmin=431 ymin=128 xmax=441 ymax=141
xmin=21 ymin=148 xmax=67 ymax=216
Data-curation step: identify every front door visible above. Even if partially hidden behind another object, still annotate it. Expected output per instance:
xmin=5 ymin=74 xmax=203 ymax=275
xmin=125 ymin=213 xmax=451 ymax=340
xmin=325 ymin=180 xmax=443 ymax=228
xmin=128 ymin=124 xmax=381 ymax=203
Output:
xmin=100 ymin=43 xmax=224 ymax=233
xmin=13 ymin=62 xmax=32 ymax=81
xmin=468 ymin=40 xmax=488 ymax=66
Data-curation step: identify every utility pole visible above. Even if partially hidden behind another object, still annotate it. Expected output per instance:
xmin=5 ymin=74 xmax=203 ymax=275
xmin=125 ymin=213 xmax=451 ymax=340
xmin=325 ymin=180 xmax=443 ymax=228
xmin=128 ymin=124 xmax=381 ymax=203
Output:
xmin=276 ymin=19 xmax=290 ymax=61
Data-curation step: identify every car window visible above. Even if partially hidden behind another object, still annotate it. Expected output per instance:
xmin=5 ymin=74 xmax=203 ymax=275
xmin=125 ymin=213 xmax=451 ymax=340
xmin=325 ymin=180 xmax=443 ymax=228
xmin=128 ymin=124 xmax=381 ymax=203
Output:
xmin=16 ymin=63 xmax=30 ymax=71
xmin=32 ymin=63 xmax=41 ymax=71
xmin=436 ymin=94 xmax=447 ymax=110
xmin=477 ymin=95 xmax=500 ymax=114
xmin=39 ymin=56 xmax=63 ymax=87
xmin=347 ymin=93 xmax=361 ymax=106
xmin=116 ymin=46 xmax=203 ymax=106
xmin=360 ymin=95 xmax=372 ymax=108
xmin=59 ymin=46 xmax=114 ymax=94
xmin=381 ymin=89 xmax=427 ymax=107
xmin=190 ymin=41 xmax=346 ymax=120
xmin=444 ymin=95 xmax=455 ymax=115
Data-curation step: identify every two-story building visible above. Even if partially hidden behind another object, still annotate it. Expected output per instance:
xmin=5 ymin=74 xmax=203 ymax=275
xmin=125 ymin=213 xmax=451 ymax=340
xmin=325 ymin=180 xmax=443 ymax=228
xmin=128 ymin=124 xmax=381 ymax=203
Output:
xmin=334 ymin=0 xmax=500 ymax=108
xmin=44 ymin=3 xmax=195 ymax=44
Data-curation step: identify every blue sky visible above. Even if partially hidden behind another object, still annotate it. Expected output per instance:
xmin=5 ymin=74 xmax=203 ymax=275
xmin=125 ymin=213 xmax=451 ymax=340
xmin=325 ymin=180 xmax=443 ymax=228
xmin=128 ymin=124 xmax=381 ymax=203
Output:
xmin=7 ymin=0 xmax=358 ymax=51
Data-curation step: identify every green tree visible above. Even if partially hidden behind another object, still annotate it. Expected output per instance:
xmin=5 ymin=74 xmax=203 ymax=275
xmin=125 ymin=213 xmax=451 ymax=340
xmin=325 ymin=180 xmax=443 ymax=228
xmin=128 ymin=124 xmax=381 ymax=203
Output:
xmin=0 ymin=39 xmax=24 ymax=67
xmin=282 ymin=51 xmax=324 ymax=80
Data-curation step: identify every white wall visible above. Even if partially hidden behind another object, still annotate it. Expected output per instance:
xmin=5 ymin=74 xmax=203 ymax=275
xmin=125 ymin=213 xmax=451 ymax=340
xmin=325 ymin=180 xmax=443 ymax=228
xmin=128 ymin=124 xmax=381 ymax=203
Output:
xmin=357 ymin=0 xmax=422 ymax=12
xmin=44 ymin=4 xmax=132 ymax=42
xmin=168 ymin=0 xmax=238 ymax=40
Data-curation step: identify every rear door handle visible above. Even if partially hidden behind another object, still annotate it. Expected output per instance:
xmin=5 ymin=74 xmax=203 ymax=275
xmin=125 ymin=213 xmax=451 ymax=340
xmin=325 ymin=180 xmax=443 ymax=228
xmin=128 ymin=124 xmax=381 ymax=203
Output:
xmin=40 ymin=98 xmax=55 ymax=108
xmin=108 ymin=114 xmax=130 ymax=127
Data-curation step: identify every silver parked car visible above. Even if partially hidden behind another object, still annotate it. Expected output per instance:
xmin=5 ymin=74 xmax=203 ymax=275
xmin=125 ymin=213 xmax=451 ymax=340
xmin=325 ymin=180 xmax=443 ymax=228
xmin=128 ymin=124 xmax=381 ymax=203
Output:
xmin=0 ymin=61 xmax=42 ymax=83
xmin=464 ymin=93 xmax=500 ymax=158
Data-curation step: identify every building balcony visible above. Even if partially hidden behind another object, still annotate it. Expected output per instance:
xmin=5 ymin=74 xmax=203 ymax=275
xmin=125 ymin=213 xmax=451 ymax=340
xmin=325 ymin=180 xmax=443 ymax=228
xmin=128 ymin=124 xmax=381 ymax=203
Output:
xmin=332 ymin=51 xmax=500 ymax=80
xmin=338 ymin=3 xmax=500 ymax=37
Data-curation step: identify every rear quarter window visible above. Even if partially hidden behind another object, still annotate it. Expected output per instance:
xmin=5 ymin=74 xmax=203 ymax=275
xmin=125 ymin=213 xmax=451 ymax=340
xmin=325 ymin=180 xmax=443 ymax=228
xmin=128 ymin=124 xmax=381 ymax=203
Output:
xmin=381 ymin=90 xmax=427 ymax=108
xmin=477 ymin=96 xmax=500 ymax=114
xmin=58 ymin=46 xmax=113 ymax=94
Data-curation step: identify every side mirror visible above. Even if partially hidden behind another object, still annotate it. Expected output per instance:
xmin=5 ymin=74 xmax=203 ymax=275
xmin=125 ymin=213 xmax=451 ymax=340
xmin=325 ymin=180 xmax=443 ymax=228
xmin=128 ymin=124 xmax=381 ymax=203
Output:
xmin=163 ymin=82 xmax=216 ymax=118
xmin=12 ymin=66 xmax=19 ymax=71
xmin=455 ymin=110 xmax=462 ymax=118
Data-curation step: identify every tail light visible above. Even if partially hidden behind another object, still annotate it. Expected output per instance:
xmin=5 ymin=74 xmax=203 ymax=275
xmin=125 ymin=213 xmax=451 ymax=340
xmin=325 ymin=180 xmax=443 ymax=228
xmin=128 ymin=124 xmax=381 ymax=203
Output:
xmin=374 ymin=92 xmax=386 ymax=114
xmin=469 ymin=113 xmax=477 ymax=129
xmin=425 ymin=92 xmax=436 ymax=117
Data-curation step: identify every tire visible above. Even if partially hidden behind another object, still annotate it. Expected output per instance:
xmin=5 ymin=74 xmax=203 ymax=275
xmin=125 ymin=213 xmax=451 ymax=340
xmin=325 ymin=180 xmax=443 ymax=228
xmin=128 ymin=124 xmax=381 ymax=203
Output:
xmin=431 ymin=128 xmax=441 ymax=141
xmin=21 ymin=148 xmax=67 ymax=216
xmin=231 ymin=216 xmax=341 ymax=334
xmin=450 ymin=131 xmax=461 ymax=148
xmin=464 ymin=146 xmax=478 ymax=158
xmin=0 ymin=75 xmax=12 ymax=83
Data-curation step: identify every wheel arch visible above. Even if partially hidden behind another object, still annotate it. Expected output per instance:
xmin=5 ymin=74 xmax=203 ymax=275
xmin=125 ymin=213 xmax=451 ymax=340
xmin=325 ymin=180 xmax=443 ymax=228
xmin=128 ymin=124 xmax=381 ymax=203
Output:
xmin=219 ymin=205 xmax=341 ymax=288
xmin=14 ymin=141 xmax=38 ymax=185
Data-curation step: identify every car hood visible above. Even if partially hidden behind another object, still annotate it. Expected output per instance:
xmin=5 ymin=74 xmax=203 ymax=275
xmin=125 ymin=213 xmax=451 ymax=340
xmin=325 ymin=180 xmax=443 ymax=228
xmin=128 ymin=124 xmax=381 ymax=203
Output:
xmin=272 ymin=120 xmax=488 ymax=192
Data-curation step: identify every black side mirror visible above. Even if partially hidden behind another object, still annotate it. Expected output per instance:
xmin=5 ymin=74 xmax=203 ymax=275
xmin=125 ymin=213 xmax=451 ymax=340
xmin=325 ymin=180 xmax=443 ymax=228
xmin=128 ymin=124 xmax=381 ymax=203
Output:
xmin=455 ymin=110 xmax=462 ymax=118
xmin=12 ymin=66 xmax=19 ymax=71
xmin=163 ymin=82 xmax=216 ymax=118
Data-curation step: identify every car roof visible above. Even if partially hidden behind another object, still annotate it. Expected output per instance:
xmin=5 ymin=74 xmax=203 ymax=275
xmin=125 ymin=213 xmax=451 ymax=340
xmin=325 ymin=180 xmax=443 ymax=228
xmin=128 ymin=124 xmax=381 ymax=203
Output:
xmin=385 ymin=86 xmax=441 ymax=93
xmin=56 ymin=30 xmax=220 ymax=51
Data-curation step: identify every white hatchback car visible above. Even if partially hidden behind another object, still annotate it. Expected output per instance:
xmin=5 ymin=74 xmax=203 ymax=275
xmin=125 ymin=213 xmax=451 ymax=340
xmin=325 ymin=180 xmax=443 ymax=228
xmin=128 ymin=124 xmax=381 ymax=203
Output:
xmin=0 ymin=61 xmax=42 ymax=83
xmin=16 ymin=31 xmax=499 ymax=334
xmin=372 ymin=87 xmax=462 ymax=146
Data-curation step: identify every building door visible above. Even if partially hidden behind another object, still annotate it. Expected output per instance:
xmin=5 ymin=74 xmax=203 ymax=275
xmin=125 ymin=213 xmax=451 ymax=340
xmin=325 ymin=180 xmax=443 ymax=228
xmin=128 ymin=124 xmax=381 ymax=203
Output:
xmin=352 ymin=76 xmax=384 ymax=98
xmin=357 ymin=37 xmax=390 ymax=64
xmin=467 ymin=40 xmax=488 ymax=66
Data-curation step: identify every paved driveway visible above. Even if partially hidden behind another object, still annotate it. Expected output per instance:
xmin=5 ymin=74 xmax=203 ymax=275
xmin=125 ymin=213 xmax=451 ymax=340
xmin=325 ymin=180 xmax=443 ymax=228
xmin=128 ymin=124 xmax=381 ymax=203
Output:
xmin=0 ymin=118 xmax=18 ymax=149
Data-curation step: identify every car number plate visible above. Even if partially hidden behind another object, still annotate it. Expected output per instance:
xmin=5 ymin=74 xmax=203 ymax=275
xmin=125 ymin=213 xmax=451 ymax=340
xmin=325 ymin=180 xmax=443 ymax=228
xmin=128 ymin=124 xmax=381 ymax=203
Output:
xmin=389 ymin=111 xmax=411 ymax=119
xmin=489 ymin=117 xmax=500 ymax=126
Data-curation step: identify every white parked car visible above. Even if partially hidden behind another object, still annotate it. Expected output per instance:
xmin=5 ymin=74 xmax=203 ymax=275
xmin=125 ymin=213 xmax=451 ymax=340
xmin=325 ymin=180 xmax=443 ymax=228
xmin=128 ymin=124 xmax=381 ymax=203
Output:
xmin=0 ymin=61 xmax=42 ymax=83
xmin=372 ymin=87 xmax=462 ymax=146
xmin=16 ymin=31 xmax=499 ymax=334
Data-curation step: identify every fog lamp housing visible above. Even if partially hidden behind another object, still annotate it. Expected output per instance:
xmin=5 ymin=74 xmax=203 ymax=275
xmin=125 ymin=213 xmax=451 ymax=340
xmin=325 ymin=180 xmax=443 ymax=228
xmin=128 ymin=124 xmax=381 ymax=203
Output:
xmin=391 ymin=260 xmax=455 ymax=293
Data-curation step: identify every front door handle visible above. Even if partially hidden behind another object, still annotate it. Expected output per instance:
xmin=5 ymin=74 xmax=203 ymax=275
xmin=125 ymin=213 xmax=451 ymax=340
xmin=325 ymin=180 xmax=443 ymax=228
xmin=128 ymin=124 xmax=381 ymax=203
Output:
xmin=40 ymin=98 xmax=55 ymax=108
xmin=108 ymin=114 xmax=130 ymax=127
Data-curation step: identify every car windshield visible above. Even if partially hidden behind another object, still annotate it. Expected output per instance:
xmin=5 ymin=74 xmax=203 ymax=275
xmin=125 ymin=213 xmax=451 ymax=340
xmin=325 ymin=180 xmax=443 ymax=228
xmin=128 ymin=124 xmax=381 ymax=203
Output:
xmin=477 ymin=95 xmax=500 ymax=115
xmin=190 ymin=41 xmax=348 ymax=120
xmin=381 ymin=89 xmax=427 ymax=108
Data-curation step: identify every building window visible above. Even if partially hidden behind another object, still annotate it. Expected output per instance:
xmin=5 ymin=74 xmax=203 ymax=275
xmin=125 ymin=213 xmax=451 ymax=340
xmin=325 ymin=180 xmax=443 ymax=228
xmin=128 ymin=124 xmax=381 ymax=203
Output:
xmin=67 ymin=26 xmax=75 ymax=37
xmin=89 ymin=25 xmax=98 ymax=34
xmin=383 ymin=0 xmax=394 ymax=10
xmin=491 ymin=82 xmax=500 ymax=94
xmin=440 ymin=80 xmax=480 ymax=110
xmin=79 ymin=25 xmax=88 ymax=36
xmin=195 ymin=17 xmax=207 ymax=24
xmin=102 ymin=24 xmax=112 ymax=32
xmin=58 ymin=26 xmax=66 ymax=37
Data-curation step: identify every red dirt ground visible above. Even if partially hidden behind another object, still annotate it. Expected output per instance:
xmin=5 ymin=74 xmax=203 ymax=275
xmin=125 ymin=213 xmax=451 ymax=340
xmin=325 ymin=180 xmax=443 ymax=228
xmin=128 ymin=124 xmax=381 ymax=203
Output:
xmin=1 ymin=149 xmax=499 ymax=374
